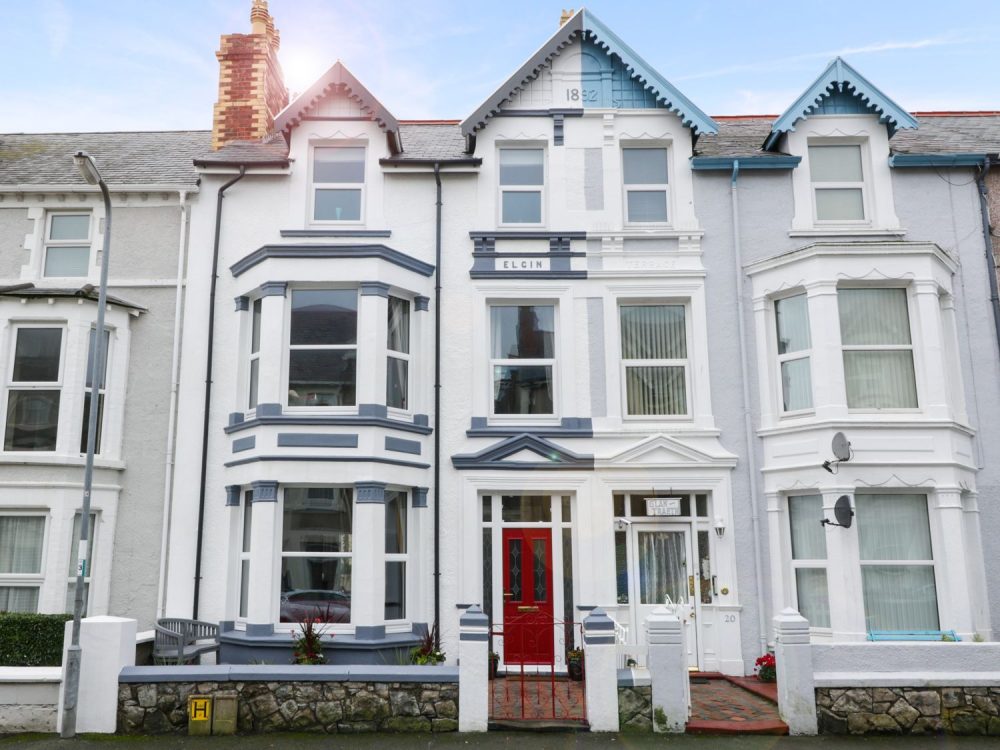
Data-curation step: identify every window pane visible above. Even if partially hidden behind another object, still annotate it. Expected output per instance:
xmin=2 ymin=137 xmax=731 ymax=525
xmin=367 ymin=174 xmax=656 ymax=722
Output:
xmin=387 ymin=297 xmax=410 ymax=354
xmin=385 ymin=491 xmax=407 ymax=554
xmin=532 ymin=538 xmax=547 ymax=601
xmin=781 ymin=358 xmax=813 ymax=411
xmin=501 ymin=496 xmax=551 ymax=522
xmin=49 ymin=214 xmax=90 ymax=240
xmin=44 ymin=246 xmax=90 ymax=276
xmin=482 ymin=496 xmax=492 ymax=522
xmin=385 ymin=561 xmax=406 ymax=620
xmin=839 ymin=289 xmax=911 ymax=346
xmin=499 ymin=149 xmax=543 ymax=185
xmin=0 ymin=516 xmax=44 ymax=573
xmin=248 ymin=359 xmax=259 ymax=409
xmin=795 ymin=568 xmax=831 ymax=628
xmin=862 ymin=565 xmax=938 ymax=631
xmin=698 ymin=530 xmax=712 ymax=605
xmin=79 ymin=393 xmax=104 ymax=454
xmin=638 ymin=531 xmax=686 ymax=604
xmin=313 ymin=147 xmax=365 ymax=183
xmin=239 ymin=561 xmax=250 ymax=618
xmin=251 ymin=299 xmax=262 ymax=354
xmin=279 ymin=558 xmax=352 ymax=623
xmin=621 ymin=305 xmax=686 ymax=359
xmin=493 ymin=365 xmax=553 ymax=414
xmin=84 ymin=329 xmax=110 ymax=389
xmin=857 ymin=494 xmax=932 ymax=560
xmin=561 ymin=496 xmax=572 ymax=522
xmin=387 ymin=357 xmax=408 ymax=410
xmin=789 ymin=495 xmax=826 ymax=559
xmin=242 ymin=492 xmax=253 ymax=553
xmin=491 ymin=306 xmax=554 ymax=359
xmin=4 ymin=391 xmax=60 ymax=451
xmin=775 ymin=294 xmax=810 ymax=354
xmin=623 ymin=148 xmax=668 ymax=185
xmin=67 ymin=512 xmax=97 ymax=576
xmin=615 ymin=530 xmax=629 ymax=604
xmin=482 ymin=528 xmax=493 ymax=619
xmin=12 ymin=328 xmax=62 ymax=382
xmin=290 ymin=290 xmax=357 ymax=345
xmin=283 ymin=488 xmax=353 ymax=552
xmin=562 ymin=528 xmax=574 ymax=642
xmin=0 ymin=587 xmax=39 ymax=613
xmin=288 ymin=350 xmax=356 ymax=406
xmin=843 ymin=351 xmax=917 ymax=408
xmin=815 ymin=189 xmax=864 ymax=220
xmin=501 ymin=191 xmax=541 ymax=223
xmin=809 ymin=144 xmax=863 ymax=182
xmin=315 ymin=189 xmax=361 ymax=221
xmin=625 ymin=366 xmax=687 ymax=415
xmin=626 ymin=191 xmax=668 ymax=222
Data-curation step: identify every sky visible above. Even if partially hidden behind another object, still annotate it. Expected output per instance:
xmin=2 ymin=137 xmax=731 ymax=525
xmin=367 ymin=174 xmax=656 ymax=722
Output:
xmin=2 ymin=0 xmax=999 ymax=134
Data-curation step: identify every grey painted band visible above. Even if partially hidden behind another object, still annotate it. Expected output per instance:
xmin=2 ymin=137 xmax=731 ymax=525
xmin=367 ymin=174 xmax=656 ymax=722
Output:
xmin=359 ymin=281 xmax=391 ymax=297
xmin=359 ymin=403 xmax=388 ymax=418
xmin=225 ymin=414 xmax=432 ymax=436
xmin=584 ymin=634 xmax=616 ymax=644
xmin=280 ymin=229 xmax=392 ymax=238
xmin=583 ymin=618 xmax=615 ymax=631
xmin=230 ymin=244 xmax=435 ymax=278
xmin=251 ymin=481 xmax=278 ymax=502
xmin=414 ymin=296 xmax=430 ymax=312
xmin=120 ymin=665 xmax=459 ymax=684
xmin=354 ymin=625 xmax=387 ymax=641
xmin=225 ymin=454 xmax=431 ymax=470
xmin=617 ymin=668 xmax=651 ymax=687
xmin=255 ymin=403 xmax=282 ymax=417
xmin=277 ymin=433 xmax=359 ymax=448
xmin=232 ymin=435 xmax=255 ymax=453
xmin=470 ymin=270 xmax=587 ymax=280
xmin=228 ymin=411 xmax=245 ymax=427
xmin=225 ymin=485 xmax=241 ymax=507
xmin=412 ymin=486 xmax=428 ymax=508
xmin=385 ymin=436 xmax=421 ymax=455
xmin=246 ymin=623 xmax=275 ymax=637
xmin=460 ymin=632 xmax=489 ymax=641
xmin=234 ymin=295 xmax=249 ymax=312
xmin=466 ymin=416 xmax=593 ymax=438
xmin=259 ymin=281 xmax=288 ymax=297
xmin=355 ymin=481 xmax=387 ymax=503
xmin=413 ymin=414 xmax=429 ymax=427
xmin=468 ymin=230 xmax=588 ymax=241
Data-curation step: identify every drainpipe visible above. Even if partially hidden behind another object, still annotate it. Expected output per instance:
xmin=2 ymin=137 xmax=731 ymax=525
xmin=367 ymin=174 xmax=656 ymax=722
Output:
xmin=157 ymin=189 xmax=189 ymax=618
xmin=730 ymin=160 xmax=769 ymax=654
xmin=192 ymin=167 xmax=246 ymax=619
xmin=433 ymin=163 xmax=442 ymax=647
xmin=976 ymin=158 xmax=1000 ymax=359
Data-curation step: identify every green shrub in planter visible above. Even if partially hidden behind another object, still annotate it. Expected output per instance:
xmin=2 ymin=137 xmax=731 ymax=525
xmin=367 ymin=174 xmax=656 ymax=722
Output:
xmin=0 ymin=613 xmax=73 ymax=666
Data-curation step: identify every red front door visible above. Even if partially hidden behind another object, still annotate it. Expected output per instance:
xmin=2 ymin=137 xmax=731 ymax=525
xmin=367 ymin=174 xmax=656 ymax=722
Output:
xmin=502 ymin=528 xmax=554 ymax=665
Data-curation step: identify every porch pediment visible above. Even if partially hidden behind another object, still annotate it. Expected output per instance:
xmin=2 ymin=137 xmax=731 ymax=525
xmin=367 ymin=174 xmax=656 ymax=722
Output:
xmin=451 ymin=434 xmax=593 ymax=471
xmin=602 ymin=434 xmax=737 ymax=468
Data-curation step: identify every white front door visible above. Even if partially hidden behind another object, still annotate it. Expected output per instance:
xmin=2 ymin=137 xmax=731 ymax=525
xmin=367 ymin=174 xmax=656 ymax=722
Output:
xmin=629 ymin=524 xmax=700 ymax=669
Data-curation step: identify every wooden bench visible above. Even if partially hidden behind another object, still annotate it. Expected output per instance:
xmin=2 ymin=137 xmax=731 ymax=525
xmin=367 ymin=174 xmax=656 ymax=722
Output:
xmin=153 ymin=618 xmax=219 ymax=665
xmin=867 ymin=629 xmax=960 ymax=642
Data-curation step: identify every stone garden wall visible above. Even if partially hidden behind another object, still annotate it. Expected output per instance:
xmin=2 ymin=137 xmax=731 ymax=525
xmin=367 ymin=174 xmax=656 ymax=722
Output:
xmin=816 ymin=687 xmax=1000 ymax=736
xmin=617 ymin=685 xmax=652 ymax=731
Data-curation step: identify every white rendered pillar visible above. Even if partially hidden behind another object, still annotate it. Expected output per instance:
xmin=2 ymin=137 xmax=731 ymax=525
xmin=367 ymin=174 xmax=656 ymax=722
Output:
xmin=646 ymin=607 xmax=688 ymax=732
xmin=822 ymin=489 xmax=864 ymax=638
xmin=458 ymin=605 xmax=489 ymax=732
xmin=255 ymin=283 xmax=287 ymax=409
xmin=582 ymin=608 xmax=619 ymax=732
xmin=934 ymin=488 xmax=975 ymax=634
xmin=353 ymin=481 xmax=387 ymax=631
xmin=357 ymin=283 xmax=389 ymax=409
xmin=773 ymin=609 xmax=817 ymax=735
xmin=246 ymin=480 xmax=278 ymax=625
xmin=805 ymin=281 xmax=846 ymax=420
xmin=912 ymin=281 xmax=950 ymax=420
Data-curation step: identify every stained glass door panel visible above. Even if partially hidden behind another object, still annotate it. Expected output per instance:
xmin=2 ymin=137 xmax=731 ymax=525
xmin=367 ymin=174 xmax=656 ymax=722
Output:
xmin=502 ymin=528 xmax=554 ymax=665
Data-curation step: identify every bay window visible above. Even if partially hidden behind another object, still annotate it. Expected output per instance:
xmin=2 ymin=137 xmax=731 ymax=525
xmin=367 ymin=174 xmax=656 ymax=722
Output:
xmin=619 ymin=303 xmax=688 ymax=416
xmin=0 ymin=514 xmax=45 ymax=612
xmin=857 ymin=494 xmax=938 ymax=631
xmin=774 ymin=294 xmax=812 ymax=412
xmin=623 ymin=147 xmax=668 ymax=223
xmin=385 ymin=491 xmax=407 ymax=620
xmin=788 ymin=495 xmax=830 ymax=628
xmin=386 ymin=297 xmax=410 ymax=411
xmin=44 ymin=213 xmax=91 ymax=277
xmin=287 ymin=289 xmax=358 ymax=407
xmin=499 ymin=148 xmax=544 ymax=224
xmin=4 ymin=327 xmax=63 ymax=451
xmin=490 ymin=304 xmax=555 ymax=415
xmin=809 ymin=143 xmax=866 ymax=222
xmin=280 ymin=488 xmax=353 ymax=623
xmin=838 ymin=287 xmax=917 ymax=409
xmin=312 ymin=145 xmax=365 ymax=222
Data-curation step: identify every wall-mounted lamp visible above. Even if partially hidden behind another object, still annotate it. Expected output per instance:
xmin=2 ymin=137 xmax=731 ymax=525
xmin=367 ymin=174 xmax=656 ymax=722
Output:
xmin=713 ymin=517 xmax=726 ymax=538
xmin=614 ymin=518 xmax=631 ymax=531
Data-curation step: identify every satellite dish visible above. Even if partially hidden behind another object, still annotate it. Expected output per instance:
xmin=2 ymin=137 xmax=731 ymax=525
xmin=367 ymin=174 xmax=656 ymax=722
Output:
xmin=822 ymin=495 xmax=855 ymax=529
xmin=832 ymin=432 xmax=851 ymax=462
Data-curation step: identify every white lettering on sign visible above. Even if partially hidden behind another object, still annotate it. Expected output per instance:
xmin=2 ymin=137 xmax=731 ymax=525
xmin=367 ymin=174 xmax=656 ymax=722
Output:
xmin=645 ymin=497 xmax=682 ymax=516
xmin=495 ymin=258 xmax=551 ymax=272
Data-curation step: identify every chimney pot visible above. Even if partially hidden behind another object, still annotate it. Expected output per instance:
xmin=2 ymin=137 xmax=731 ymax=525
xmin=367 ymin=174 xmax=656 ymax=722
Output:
xmin=559 ymin=9 xmax=575 ymax=27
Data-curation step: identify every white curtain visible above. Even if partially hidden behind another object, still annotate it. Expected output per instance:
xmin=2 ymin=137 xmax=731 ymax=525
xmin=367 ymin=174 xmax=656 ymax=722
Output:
xmin=795 ymin=568 xmax=831 ymax=628
xmin=0 ymin=516 xmax=44 ymax=574
xmin=788 ymin=496 xmax=826 ymax=559
xmin=857 ymin=494 xmax=938 ymax=630
xmin=638 ymin=531 xmax=686 ymax=605
xmin=0 ymin=587 xmax=38 ymax=612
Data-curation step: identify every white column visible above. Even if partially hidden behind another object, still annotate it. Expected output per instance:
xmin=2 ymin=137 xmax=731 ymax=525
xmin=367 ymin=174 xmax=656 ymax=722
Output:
xmin=822 ymin=489 xmax=864 ymax=638
xmin=765 ymin=492 xmax=788 ymax=618
xmin=933 ymin=488 xmax=975 ymax=633
xmin=458 ymin=605 xmax=489 ymax=732
xmin=357 ymin=284 xmax=389 ymax=410
xmin=255 ymin=284 xmax=286 ymax=409
xmin=582 ymin=608 xmax=619 ymax=732
xmin=773 ymin=609 xmax=817 ymax=735
xmin=246 ymin=481 xmax=278 ymax=625
xmin=57 ymin=616 xmax=136 ymax=734
xmin=805 ymin=281 xmax=846 ymax=420
xmin=646 ymin=607 xmax=688 ymax=733
xmin=912 ymin=281 xmax=950 ymax=420
xmin=353 ymin=482 xmax=386 ymax=631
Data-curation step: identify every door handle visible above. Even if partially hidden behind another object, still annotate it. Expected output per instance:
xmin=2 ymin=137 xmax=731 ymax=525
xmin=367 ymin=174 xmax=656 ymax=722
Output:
xmin=712 ymin=575 xmax=718 ymax=597
xmin=688 ymin=575 xmax=695 ymax=597
xmin=517 ymin=606 xmax=539 ymax=612
xmin=503 ymin=592 xmax=513 ymax=598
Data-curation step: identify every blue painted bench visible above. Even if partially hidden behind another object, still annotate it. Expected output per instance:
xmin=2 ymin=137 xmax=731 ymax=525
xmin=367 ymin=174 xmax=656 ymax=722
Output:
xmin=867 ymin=630 xmax=960 ymax=642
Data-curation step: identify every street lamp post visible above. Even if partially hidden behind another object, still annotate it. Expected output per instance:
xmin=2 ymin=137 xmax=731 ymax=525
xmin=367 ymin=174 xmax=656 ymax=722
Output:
xmin=61 ymin=150 xmax=113 ymax=738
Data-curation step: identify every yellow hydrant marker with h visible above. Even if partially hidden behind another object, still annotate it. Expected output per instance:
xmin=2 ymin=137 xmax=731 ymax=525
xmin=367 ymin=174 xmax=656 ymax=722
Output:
xmin=188 ymin=696 xmax=212 ymax=736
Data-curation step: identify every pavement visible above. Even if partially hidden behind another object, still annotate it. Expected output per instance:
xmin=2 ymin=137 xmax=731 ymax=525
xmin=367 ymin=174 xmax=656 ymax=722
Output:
xmin=0 ymin=733 xmax=994 ymax=748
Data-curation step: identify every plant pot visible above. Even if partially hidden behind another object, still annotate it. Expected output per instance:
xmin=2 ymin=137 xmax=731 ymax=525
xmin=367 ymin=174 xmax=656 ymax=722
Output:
xmin=567 ymin=659 xmax=584 ymax=681
xmin=489 ymin=656 xmax=501 ymax=679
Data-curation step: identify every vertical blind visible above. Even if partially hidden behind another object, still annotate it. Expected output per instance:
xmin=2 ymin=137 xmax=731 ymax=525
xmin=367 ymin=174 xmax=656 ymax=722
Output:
xmin=788 ymin=496 xmax=830 ymax=628
xmin=621 ymin=305 xmax=687 ymax=415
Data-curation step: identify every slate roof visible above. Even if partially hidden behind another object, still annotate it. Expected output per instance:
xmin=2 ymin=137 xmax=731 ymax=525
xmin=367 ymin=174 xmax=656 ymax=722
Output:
xmin=0 ymin=283 xmax=146 ymax=311
xmin=695 ymin=118 xmax=787 ymax=158
xmin=193 ymin=132 xmax=291 ymax=167
xmin=890 ymin=114 xmax=1000 ymax=155
xmin=386 ymin=123 xmax=472 ymax=163
xmin=0 ymin=131 xmax=209 ymax=187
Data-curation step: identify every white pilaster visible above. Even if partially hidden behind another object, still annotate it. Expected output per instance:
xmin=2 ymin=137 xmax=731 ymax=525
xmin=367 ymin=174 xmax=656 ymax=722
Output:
xmin=933 ymin=488 xmax=974 ymax=633
xmin=805 ymin=281 xmax=845 ymax=419
xmin=912 ymin=281 xmax=950 ymax=419
xmin=822 ymin=489 xmax=863 ymax=638
xmin=458 ymin=605 xmax=489 ymax=732
xmin=256 ymin=287 xmax=286 ymax=407
xmin=357 ymin=285 xmax=388 ymax=408
xmin=646 ymin=607 xmax=688 ymax=732
xmin=246 ymin=481 xmax=278 ymax=624
xmin=773 ymin=608 xmax=817 ymax=735
xmin=58 ymin=616 xmax=136 ymax=734
xmin=582 ymin=608 xmax=619 ymax=732
xmin=353 ymin=481 xmax=386 ymax=629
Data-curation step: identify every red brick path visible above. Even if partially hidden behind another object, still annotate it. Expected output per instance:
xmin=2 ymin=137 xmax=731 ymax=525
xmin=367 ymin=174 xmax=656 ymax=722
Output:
xmin=687 ymin=676 xmax=788 ymax=735
xmin=489 ymin=676 xmax=586 ymax=721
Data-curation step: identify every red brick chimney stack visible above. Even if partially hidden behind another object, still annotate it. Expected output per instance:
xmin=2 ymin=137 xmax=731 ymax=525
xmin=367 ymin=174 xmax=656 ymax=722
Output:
xmin=211 ymin=0 xmax=289 ymax=150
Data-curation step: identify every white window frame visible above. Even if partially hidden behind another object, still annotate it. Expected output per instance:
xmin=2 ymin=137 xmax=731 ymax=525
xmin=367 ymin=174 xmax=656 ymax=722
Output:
xmin=237 ymin=490 xmax=252 ymax=620
xmin=621 ymin=144 xmax=670 ymax=226
xmin=384 ymin=489 xmax=408 ymax=623
xmin=808 ymin=138 xmax=870 ymax=226
xmin=497 ymin=145 xmax=546 ymax=227
xmin=773 ymin=292 xmax=814 ymax=416
xmin=284 ymin=288 xmax=359 ymax=412
xmin=0 ymin=511 xmax=49 ymax=613
xmin=386 ymin=296 xmax=411 ymax=414
xmin=4 ymin=324 xmax=66 ymax=453
xmin=618 ymin=300 xmax=691 ymax=421
xmin=309 ymin=142 xmax=366 ymax=225
xmin=42 ymin=212 xmax=92 ymax=279
xmin=786 ymin=495 xmax=831 ymax=631
xmin=247 ymin=299 xmax=262 ymax=411
xmin=838 ymin=285 xmax=919 ymax=412
xmin=488 ymin=302 xmax=557 ymax=420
